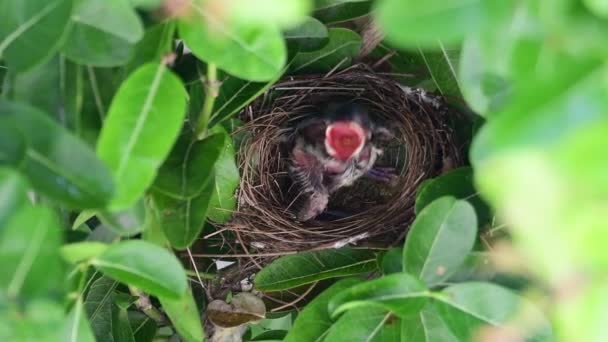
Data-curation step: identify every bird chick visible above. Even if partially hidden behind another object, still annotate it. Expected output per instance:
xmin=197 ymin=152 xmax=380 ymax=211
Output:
xmin=288 ymin=103 xmax=393 ymax=221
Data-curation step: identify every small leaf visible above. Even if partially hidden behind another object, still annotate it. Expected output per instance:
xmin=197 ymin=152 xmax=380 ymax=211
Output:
xmin=401 ymin=305 xmax=458 ymax=342
xmin=0 ymin=101 xmax=115 ymax=208
xmin=329 ymin=273 xmax=428 ymax=318
xmin=415 ymin=167 xmax=492 ymax=224
xmin=375 ymin=0 xmax=483 ymax=47
xmin=0 ymin=206 xmax=64 ymax=299
xmin=380 ymin=247 xmax=403 ymax=275
xmin=152 ymin=175 xmax=215 ymax=249
xmin=404 ymin=197 xmax=477 ymax=287
xmin=207 ymin=127 xmax=240 ymax=223
xmin=91 ymin=240 xmax=187 ymax=299
xmin=323 ymin=307 xmax=401 ymax=342
xmin=290 ymin=28 xmax=361 ymax=73
xmin=0 ymin=0 xmax=72 ymax=72
xmin=61 ymin=242 xmax=109 ymax=264
xmin=0 ymin=168 xmax=29 ymax=228
xmin=97 ymin=200 xmax=147 ymax=236
xmin=154 ymin=133 xmax=225 ymax=200
xmin=128 ymin=311 xmax=157 ymax=342
xmin=62 ymin=0 xmax=144 ymax=67
xmin=207 ymin=292 xmax=266 ymax=328
xmin=433 ymin=282 xmax=552 ymax=341
xmin=284 ymin=16 xmax=329 ymax=52
xmin=254 ymin=248 xmax=378 ymax=291
xmin=64 ymin=298 xmax=96 ymax=342
xmin=113 ymin=304 xmax=136 ymax=342
xmin=96 ymin=63 xmax=187 ymax=211
xmin=159 ymin=289 xmax=204 ymax=342
xmin=178 ymin=0 xmax=286 ymax=81
xmin=284 ymin=278 xmax=359 ymax=342
xmin=84 ymin=276 xmax=118 ymax=342
xmin=314 ymin=0 xmax=373 ymax=24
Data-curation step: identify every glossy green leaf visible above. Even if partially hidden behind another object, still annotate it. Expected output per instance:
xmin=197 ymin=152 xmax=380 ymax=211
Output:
xmin=178 ymin=0 xmax=286 ymax=81
xmin=126 ymin=22 xmax=175 ymax=73
xmin=254 ymin=248 xmax=378 ymax=291
xmin=0 ymin=168 xmax=29 ymax=228
xmin=128 ymin=311 xmax=157 ymax=342
xmin=97 ymin=199 xmax=146 ymax=236
xmin=91 ymin=240 xmax=187 ymax=299
xmin=401 ymin=306 xmax=458 ymax=342
xmin=85 ymin=276 xmax=118 ymax=342
xmin=324 ymin=307 xmax=401 ymax=342
xmin=0 ymin=119 xmax=26 ymax=166
xmin=284 ymin=16 xmax=329 ymax=52
xmin=314 ymin=0 xmax=372 ymax=24
xmin=64 ymin=298 xmax=96 ymax=342
xmin=0 ymin=101 xmax=114 ymax=208
xmin=62 ymin=0 xmax=143 ymax=66
xmin=415 ymin=45 xmax=462 ymax=99
xmin=415 ymin=167 xmax=491 ymax=224
xmin=284 ymin=278 xmax=358 ymax=342
xmin=152 ymin=175 xmax=215 ymax=249
xmin=375 ymin=0 xmax=483 ymax=47
xmin=0 ymin=0 xmax=72 ymax=72
xmin=290 ymin=28 xmax=361 ymax=73
xmin=329 ymin=273 xmax=428 ymax=318
xmin=207 ymin=128 xmax=240 ymax=223
xmin=404 ymin=197 xmax=477 ymax=287
xmin=433 ymin=282 xmax=552 ymax=341
xmin=154 ymin=133 xmax=225 ymax=200
xmin=96 ymin=63 xmax=187 ymax=211
xmin=228 ymin=0 xmax=312 ymax=28
xmin=159 ymin=289 xmax=204 ymax=342
xmin=0 ymin=206 xmax=64 ymax=299
xmin=380 ymin=247 xmax=403 ymax=275
xmin=61 ymin=242 xmax=109 ymax=264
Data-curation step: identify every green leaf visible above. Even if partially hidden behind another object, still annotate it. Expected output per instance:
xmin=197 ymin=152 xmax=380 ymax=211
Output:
xmin=61 ymin=242 xmax=109 ymax=264
xmin=113 ymin=305 xmax=136 ymax=342
xmin=0 ymin=206 xmax=64 ymax=299
xmin=313 ymin=0 xmax=373 ymax=24
xmin=329 ymin=273 xmax=428 ymax=318
xmin=433 ymin=282 xmax=552 ymax=341
xmin=96 ymin=63 xmax=187 ymax=211
xmin=401 ymin=306 xmax=458 ymax=342
xmin=324 ymin=307 xmax=401 ymax=342
xmin=91 ymin=240 xmax=188 ymax=299
xmin=152 ymin=175 xmax=215 ymax=249
xmin=415 ymin=45 xmax=462 ymax=99
xmin=0 ymin=119 xmax=26 ymax=166
xmin=0 ymin=101 xmax=114 ymax=208
xmin=64 ymin=298 xmax=96 ymax=342
xmin=380 ymin=247 xmax=403 ymax=275
xmin=159 ymin=289 xmax=204 ymax=342
xmin=85 ymin=276 xmax=118 ymax=342
xmin=254 ymin=248 xmax=378 ymax=291
xmin=284 ymin=16 xmax=329 ymax=52
xmin=375 ymin=0 xmax=483 ymax=47
xmin=154 ymin=133 xmax=225 ymax=200
xmin=207 ymin=127 xmax=240 ymax=223
xmin=404 ymin=197 xmax=477 ymax=287
xmin=415 ymin=167 xmax=492 ymax=225
xmin=129 ymin=0 xmax=162 ymax=10
xmin=178 ymin=1 xmax=286 ymax=81
xmin=128 ymin=311 xmax=157 ymax=342
xmin=97 ymin=200 xmax=147 ymax=236
xmin=284 ymin=278 xmax=358 ymax=342
xmin=0 ymin=0 xmax=72 ymax=72
xmin=0 ymin=299 xmax=65 ymax=341
xmin=0 ymin=168 xmax=29 ymax=228
xmin=228 ymin=0 xmax=312 ymax=28
xmin=290 ymin=28 xmax=361 ymax=73
xmin=62 ymin=0 xmax=144 ymax=67
xmin=126 ymin=22 xmax=175 ymax=73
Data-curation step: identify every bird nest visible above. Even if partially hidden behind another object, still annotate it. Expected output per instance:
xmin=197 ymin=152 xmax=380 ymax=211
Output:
xmin=221 ymin=64 xmax=465 ymax=253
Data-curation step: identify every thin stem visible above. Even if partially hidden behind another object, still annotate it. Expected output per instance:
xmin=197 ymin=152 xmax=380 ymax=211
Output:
xmin=130 ymin=286 xmax=167 ymax=324
xmin=195 ymin=63 xmax=219 ymax=140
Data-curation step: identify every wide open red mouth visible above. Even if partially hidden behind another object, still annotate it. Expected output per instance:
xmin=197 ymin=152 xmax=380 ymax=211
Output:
xmin=325 ymin=121 xmax=365 ymax=161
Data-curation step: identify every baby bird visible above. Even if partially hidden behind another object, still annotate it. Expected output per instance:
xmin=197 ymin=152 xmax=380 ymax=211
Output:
xmin=288 ymin=103 xmax=393 ymax=221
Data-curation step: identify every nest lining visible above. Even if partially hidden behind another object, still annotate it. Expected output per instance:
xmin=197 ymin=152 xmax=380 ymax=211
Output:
xmin=221 ymin=64 xmax=464 ymax=252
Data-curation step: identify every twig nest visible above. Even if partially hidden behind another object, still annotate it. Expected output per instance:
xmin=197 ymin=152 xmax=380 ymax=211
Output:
xmin=224 ymin=64 xmax=464 ymax=252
